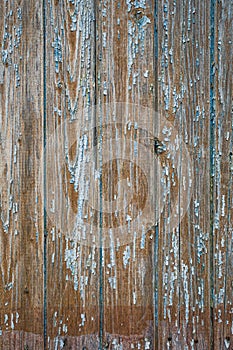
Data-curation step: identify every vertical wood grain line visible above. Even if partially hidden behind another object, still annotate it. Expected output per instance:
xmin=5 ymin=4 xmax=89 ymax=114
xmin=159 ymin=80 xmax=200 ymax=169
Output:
xmin=153 ymin=0 xmax=159 ymax=347
xmin=93 ymin=2 xmax=104 ymax=348
xmin=43 ymin=0 xmax=47 ymax=347
xmin=210 ymin=0 xmax=216 ymax=348
xmin=98 ymin=130 xmax=104 ymax=350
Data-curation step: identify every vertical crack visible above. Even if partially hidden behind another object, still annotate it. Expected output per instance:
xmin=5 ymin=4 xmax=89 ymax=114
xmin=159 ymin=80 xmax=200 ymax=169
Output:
xmin=153 ymin=0 xmax=159 ymax=348
xmin=209 ymin=0 xmax=216 ymax=349
xmin=43 ymin=0 xmax=48 ymax=348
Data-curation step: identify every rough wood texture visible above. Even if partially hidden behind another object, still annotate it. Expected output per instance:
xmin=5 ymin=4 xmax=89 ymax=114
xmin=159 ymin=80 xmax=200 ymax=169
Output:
xmin=0 ymin=0 xmax=44 ymax=348
xmin=157 ymin=0 xmax=212 ymax=347
xmin=213 ymin=1 xmax=233 ymax=349
xmin=0 ymin=0 xmax=232 ymax=349
xmin=45 ymin=0 xmax=100 ymax=349
xmin=95 ymin=1 xmax=156 ymax=348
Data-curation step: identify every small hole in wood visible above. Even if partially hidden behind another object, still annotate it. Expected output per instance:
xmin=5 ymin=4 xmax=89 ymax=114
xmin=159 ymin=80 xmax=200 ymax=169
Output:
xmin=131 ymin=8 xmax=145 ymax=20
xmin=167 ymin=336 xmax=172 ymax=341
xmin=194 ymin=339 xmax=198 ymax=343
xmin=225 ymin=336 xmax=230 ymax=341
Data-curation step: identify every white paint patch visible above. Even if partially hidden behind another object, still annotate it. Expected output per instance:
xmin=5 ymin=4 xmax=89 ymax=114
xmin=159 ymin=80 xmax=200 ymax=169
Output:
xmin=4 ymin=314 xmax=8 ymax=325
xmin=224 ymin=338 xmax=230 ymax=349
xmin=11 ymin=313 xmax=14 ymax=330
xmin=108 ymin=276 xmax=116 ymax=289
xmin=81 ymin=313 xmax=86 ymax=326
xmin=123 ymin=246 xmax=131 ymax=267
xmin=133 ymin=291 xmax=137 ymax=304
xmin=221 ymin=195 xmax=225 ymax=216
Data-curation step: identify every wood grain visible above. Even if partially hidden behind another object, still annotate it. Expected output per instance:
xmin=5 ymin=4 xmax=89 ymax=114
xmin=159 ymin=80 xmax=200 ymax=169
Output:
xmin=0 ymin=0 xmax=44 ymax=348
xmin=45 ymin=0 xmax=100 ymax=349
xmin=157 ymin=0 xmax=212 ymax=347
xmin=213 ymin=1 xmax=233 ymax=349
xmin=95 ymin=0 xmax=157 ymax=348
xmin=0 ymin=0 xmax=232 ymax=349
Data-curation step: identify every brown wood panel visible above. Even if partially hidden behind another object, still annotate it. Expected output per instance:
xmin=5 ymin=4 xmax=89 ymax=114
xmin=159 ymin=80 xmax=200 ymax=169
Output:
xmin=95 ymin=0 xmax=157 ymax=348
xmin=157 ymin=0 xmax=212 ymax=348
xmin=213 ymin=1 xmax=233 ymax=349
xmin=0 ymin=0 xmax=232 ymax=349
xmin=0 ymin=0 xmax=44 ymax=349
xmin=45 ymin=0 xmax=100 ymax=348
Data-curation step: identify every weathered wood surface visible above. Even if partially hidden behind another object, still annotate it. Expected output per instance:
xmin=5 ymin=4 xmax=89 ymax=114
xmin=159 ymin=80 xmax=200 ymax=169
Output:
xmin=0 ymin=0 xmax=232 ymax=349
xmin=157 ymin=0 xmax=212 ymax=347
xmin=95 ymin=1 xmax=156 ymax=349
xmin=0 ymin=0 xmax=44 ymax=349
xmin=45 ymin=0 xmax=100 ymax=349
xmin=213 ymin=1 xmax=233 ymax=349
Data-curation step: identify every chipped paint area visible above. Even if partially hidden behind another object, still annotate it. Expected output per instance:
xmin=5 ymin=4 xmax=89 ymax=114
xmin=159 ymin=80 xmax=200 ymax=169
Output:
xmin=127 ymin=13 xmax=151 ymax=81
xmin=0 ymin=0 xmax=232 ymax=348
xmin=1 ymin=6 xmax=22 ymax=86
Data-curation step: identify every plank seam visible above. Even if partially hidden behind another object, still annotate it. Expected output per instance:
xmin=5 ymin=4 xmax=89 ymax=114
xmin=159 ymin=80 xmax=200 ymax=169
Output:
xmin=153 ymin=0 xmax=159 ymax=348
xmin=210 ymin=0 xmax=216 ymax=348
xmin=93 ymin=2 xmax=104 ymax=349
xmin=43 ymin=0 xmax=48 ymax=347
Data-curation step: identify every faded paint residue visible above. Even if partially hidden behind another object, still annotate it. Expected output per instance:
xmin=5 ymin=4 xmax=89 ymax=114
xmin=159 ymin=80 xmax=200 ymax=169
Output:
xmin=0 ymin=0 xmax=232 ymax=348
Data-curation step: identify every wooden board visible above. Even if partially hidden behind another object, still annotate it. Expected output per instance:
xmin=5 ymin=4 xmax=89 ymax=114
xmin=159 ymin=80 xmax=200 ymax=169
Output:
xmin=157 ymin=0 xmax=212 ymax=347
xmin=95 ymin=1 xmax=156 ymax=349
xmin=0 ymin=0 xmax=44 ymax=348
xmin=0 ymin=0 xmax=232 ymax=349
xmin=44 ymin=0 xmax=100 ymax=348
xmin=213 ymin=1 xmax=233 ymax=349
